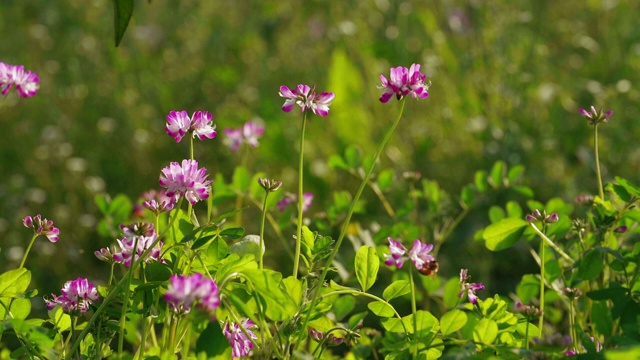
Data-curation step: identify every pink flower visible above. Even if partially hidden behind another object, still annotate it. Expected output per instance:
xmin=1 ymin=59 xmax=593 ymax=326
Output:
xmin=277 ymin=192 xmax=313 ymax=213
xmin=223 ymin=120 xmax=265 ymax=152
xmin=384 ymin=237 xmax=408 ymax=268
xmin=279 ymin=84 xmax=335 ymax=117
xmin=459 ymin=269 xmax=485 ymax=304
xmin=223 ymin=318 xmax=258 ymax=359
xmin=379 ymin=64 xmax=430 ymax=103
xmin=103 ymin=223 xmax=164 ymax=266
xmin=165 ymin=110 xmax=217 ymax=143
xmin=408 ymin=239 xmax=434 ymax=269
xmin=579 ymin=106 xmax=613 ymax=125
xmin=22 ymin=214 xmax=59 ymax=243
xmin=45 ymin=277 xmax=99 ymax=314
xmin=141 ymin=189 xmax=177 ymax=214
xmin=384 ymin=238 xmax=435 ymax=271
xmin=159 ymin=159 xmax=212 ymax=205
xmin=0 ymin=61 xmax=40 ymax=98
xmin=165 ymin=273 xmax=220 ymax=315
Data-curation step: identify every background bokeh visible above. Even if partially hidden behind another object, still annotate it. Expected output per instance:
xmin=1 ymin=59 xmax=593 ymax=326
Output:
xmin=1 ymin=0 xmax=640 ymax=314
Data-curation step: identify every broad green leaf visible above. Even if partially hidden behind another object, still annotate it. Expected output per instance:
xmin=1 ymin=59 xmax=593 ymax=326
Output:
xmin=505 ymin=201 xmax=523 ymax=218
xmin=0 ymin=268 xmax=31 ymax=297
xmin=516 ymin=320 xmax=539 ymax=337
xmin=516 ymin=274 xmax=539 ymax=304
xmin=328 ymin=154 xmax=348 ymax=170
xmin=195 ymin=321 xmax=230 ymax=357
xmin=347 ymin=311 xmax=368 ymax=329
xmin=0 ymin=297 xmax=31 ymax=320
xmin=507 ymin=165 xmax=525 ymax=185
xmin=488 ymin=206 xmax=505 ymax=223
xmin=377 ymin=169 xmax=394 ymax=191
xmin=404 ymin=310 xmax=439 ymax=336
xmin=282 ymin=276 xmax=303 ymax=306
xmin=333 ymin=295 xmax=356 ymax=321
xmin=301 ymin=226 xmax=315 ymax=259
xmin=474 ymin=170 xmax=488 ymax=192
xmin=382 ymin=280 xmax=411 ymax=301
xmin=483 ymin=218 xmax=528 ymax=251
xmin=460 ymin=185 xmax=475 ymax=208
xmin=440 ymin=309 xmax=467 ymax=335
xmin=220 ymin=227 xmax=244 ymax=240
xmin=355 ymin=246 xmax=379 ymax=291
xmin=113 ymin=0 xmax=134 ymax=46
xmin=615 ymin=176 xmax=640 ymax=197
xmin=489 ymin=161 xmax=505 ymax=189
xmin=215 ymin=254 xmax=257 ymax=281
xmin=612 ymin=184 xmax=632 ymax=202
xmin=591 ymin=301 xmax=613 ymax=337
xmin=443 ymin=277 xmax=461 ymax=308
xmin=368 ymin=301 xmax=395 ymax=317
xmin=111 ymin=193 xmax=133 ymax=221
xmin=145 ymin=263 xmax=172 ymax=282
xmin=345 ymin=145 xmax=361 ymax=168
xmin=49 ymin=306 xmax=72 ymax=332
xmin=513 ymin=185 xmax=535 ymax=198
xmin=241 ymin=269 xmax=297 ymax=321
xmin=473 ymin=318 xmax=498 ymax=345
xmin=205 ymin=237 xmax=228 ymax=264
xmin=575 ymin=249 xmax=604 ymax=281
xmin=381 ymin=316 xmax=410 ymax=333
xmin=94 ymin=194 xmax=109 ymax=214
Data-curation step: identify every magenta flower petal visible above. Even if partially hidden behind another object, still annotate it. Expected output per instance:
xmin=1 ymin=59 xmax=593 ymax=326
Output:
xmin=45 ymin=277 xmax=99 ymax=314
xmin=159 ymin=159 xmax=212 ymax=205
xmin=384 ymin=237 xmax=408 ymax=268
xmin=379 ymin=64 xmax=430 ymax=103
xmin=191 ymin=111 xmax=217 ymax=140
xmin=166 ymin=110 xmax=191 ymax=143
xmin=223 ymin=318 xmax=258 ymax=359
xmin=408 ymin=239 xmax=434 ymax=269
xmin=279 ymin=84 xmax=334 ymax=116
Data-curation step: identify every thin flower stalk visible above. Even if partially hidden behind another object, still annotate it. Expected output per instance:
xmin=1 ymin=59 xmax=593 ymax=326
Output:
xmin=299 ymin=98 xmax=407 ymax=346
xmin=594 ymin=124 xmax=604 ymax=200
xmin=293 ymin=111 xmax=308 ymax=278
xmin=529 ymin=222 xmax=574 ymax=264
xmin=408 ymin=266 xmax=418 ymax=359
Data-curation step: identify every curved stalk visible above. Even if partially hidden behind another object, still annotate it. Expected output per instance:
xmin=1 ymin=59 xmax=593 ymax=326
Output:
xmin=19 ymin=234 xmax=38 ymax=268
xmin=594 ymin=124 xmax=605 ymax=200
xmin=293 ymin=112 xmax=308 ymax=278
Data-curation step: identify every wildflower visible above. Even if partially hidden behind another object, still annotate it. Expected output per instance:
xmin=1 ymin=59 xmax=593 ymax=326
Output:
xmin=165 ymin=273 xmax=220 ymax=315
xmin=257 ymin=178 xmax=282 ymax=192
xmin=309 ymin=328 xmax=324 ymax=342
xmin=384 ymin=238 xmax=435 ymax=271
xmin=378 ymin=64 xmax=430 ymax=103
xmin=22 ymin=214 xmax=59 ymax=243
xmin=575 ymin=194 xmax=594 ymax=205
xmin=563 ymin=287 xmax=583 ymax=300
xmin=45 ymin=277 xmax=99 ymax=315
xmin=566 ymin=336 xmax=603 ymax=356
xmin=99 ymin=223 xmax=164 ymax=266
xmin=525 ymin=209 xmax=558 ymax=224
xmin=223 ymin=318 xmax=258 ymax=359
xmin=141 ymin=189 xmax=177 ymax=214
xmin=224 ymin=120 xmax=265 ymax=152
xmin=515 ymin=301 xmax=543 ymax=320
xmin=459 ymin=269 xmax=484 ymax=304
xmin=579 ymin=106 xmax=613 ymax=126
xmin=165 ymin=110 xmax=217 ymax=143
xmin=277 ymin=192 xmax=313 ymax=213
xmin=279 ymin=84 xmax=335 ymax=116
xmin=159 ymin=159 xmax=212 ymax=205
xmin=614 ymin=225 xmax=627 ymax=233
xmin=0 ymin=61 xmax=40 ymax=98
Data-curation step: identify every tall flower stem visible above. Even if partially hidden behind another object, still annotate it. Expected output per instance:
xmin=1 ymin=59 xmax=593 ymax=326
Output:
xmin=293 ymin=111 xmax=308 ymax=278
xmin=259 ymin=191 xmax=270 ymax=270
xmin=118 ymin=236 xmax=141 ymax=355
xmin=594 ymin=124 xmax=605 ymax=200
xmin=408 ymin=266 xmax=418 ymax=359
xmin=298 ymin=99 xmax=407 ymax=345
xmin=19 ymin=234 xmax=38 ymax=268
xmin=569 ymin=299 xmax=578 ymax=354
xmin=538 ymin=239 xmax=546 ymax=339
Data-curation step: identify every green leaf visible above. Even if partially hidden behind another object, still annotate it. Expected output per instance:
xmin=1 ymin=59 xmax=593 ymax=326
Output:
xmin=505 ymin=201 xmax=523 ymax=218
xmin=615 ymin=176 xmax=640 ymax=197
xmin=111 ymin=193 xmax=133 ymax=222
xmin=483 ymin=218 xmax=528 ymax=251
xmin=282 ymin=276 xmax=303 ymax=306
xmin=328 ymin=154 xmax=349 ymax=170
xmin=94 ymin=194 xmax=110 ymax=214
xmin=345 ymin=145 xmax=361 ymax=168
xmin=195 ymin=321 xmax=229 ymax=357
xmin=460 ymin=185 xmax=475 ymax=208
xmin=368 ymin=301 xmax=395 ymax=318
xmin=355 ymin=246 xmax=379 ymax=291
xmin=220 ymin=227 xmax=244 ymax=240
xmin=591 ymin=300 xmax=613 ymax=337
xmin=205 ymin=237 xmax=228 ymax=264
xmin=507 ymin=165 xmax=525 ymax=185
xmin=333 ymin=295 xmax=356 ymax=321
xmin=405 ymin=310 xmax=439 ymax=336
xmin=474 ymin=170 xmax=488 ymax=192
xmin=440 ymin=309 xmax=467 ymax=335
xmin=241 ymin=269 xmax=297 ymax=321
xmin=144 ymin=263 xmax=172 ymax=282
xmin=488 ymin=206 xmax=505 ymax=223
xmin=0 ymin=268 xmax=31 ymax=297
xmin=0 ymin=297 xmax=31 ymax=320
xmin=301 ymin=226 xmax=315 ymax=260
xmin=232 ymin=166 xmax=251 ymax=193
xmin=49 ymin=306 xmax=71 ymax=332
xmin=473 ymin=318 xmax=498 ymax=345
xmin=112 ymin=0 xmax=133 ymax=46
xmin=575 ymin=249 xmax=604 ymax=281
xmin=381 ymin=316 xmax=410 ymax=333
xmin=489 ymin=161 xmax=505 ymax=189
xmin=612 ymin=184 xmax=632 ymax=202
xmin=516 ymin=275 xmax=540 ymax=304
xmin=377 ymin=169 xmax=394 ymax=191
xmin=382 ymin=280 xmax=411 ymax=301
xmin=443 ymin=277 xmax=461 ymax=308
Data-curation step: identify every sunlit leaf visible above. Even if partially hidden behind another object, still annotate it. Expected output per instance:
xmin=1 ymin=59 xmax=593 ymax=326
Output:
xmin=440 ymin=309 xmax=467 ymax=335
xmin=0 ymin=268 xmax=31 ymax=297
xmin=483 ymin=218 xmax=528 ymax=251
xmin=112 ymin=0 xmax=133 ymax=46
xmin=382 ymin=280 xmax=411 ymax=301
xmin=355 ymin=246 xmax=379 ymax=291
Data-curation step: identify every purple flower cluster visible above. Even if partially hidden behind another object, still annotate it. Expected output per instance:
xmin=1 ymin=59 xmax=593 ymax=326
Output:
xmin=459 ymin=269 xmax=485 ymax=304
xmin=384 ymin=238 xmax=435 ymax=271
xmin=525 ymin=209 xmax=559 ymax=224
xmin=223 ymin=318 xmax=259 ymax=358
xmin=224 ymin=120 xmax=265 ymax=152
xmin=159 ymin=159 xmax=212 ymax=205
xmin=277 ymin=192 xmax=313 ymax=213
xmin=279 ymin=84 xmax=335 ymax=117
xmin=165 ymin=110 xmax=217 ymax=143
xmin=378 ymin=64 xmax=430 ymax=103
xmin=164 ymin=273 xmax=220 ymax=316
xmin=0 ymin=61 xmax=39 ymax=98
xmin=95 ymin=223 xmax=164 ymax=266
xmin=22 ymin=214 xmax=59 ymax=243
xmin=579 ymin=106 xmax=613 ymax=126
xmin=140 ymin=189 xmax=177 ymax=215
xmin=45 ymin=277 xmax=99 ymax=315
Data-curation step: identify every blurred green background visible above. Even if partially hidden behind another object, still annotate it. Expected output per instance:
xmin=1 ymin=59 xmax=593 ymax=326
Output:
xmin=1 ymin=0 xmax=640 ymax=312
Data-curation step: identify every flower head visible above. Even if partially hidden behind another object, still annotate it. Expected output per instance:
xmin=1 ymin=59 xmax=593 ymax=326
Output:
xmin=459 ymin=268 xmax=484 ymax=304
xmin=279 ymin=84 xmax=335 ymax=117
xmin=258 ymin=178 xmax=282 ymax=192
xmin=379 ymin=64 xmax=430 ymax=103
xmin=525 ymin=209 xmax=558 ymax=224
xmin=165 ymin=110 xmax=217 ymax=143
xmin=223 ymin=318 xmax=258 ymax=359
xmin=579 ymin=106 xmax=613 ymax=126
xmin=408 ymin=239 xmax=435 ymax=269
xmin=384 ymin=238 xmax=435 ymax=272
xmin=277 ymin=192 xmax=313 ymax=213
xmin=384 ymin=237 xmax=408 ymax=268
xmin=159 ymin=159 xmax=212 ymax=205
xmin=141 ymin=189 xmax=177 ymax=215
xmin=0 ymin=62 xmax=40 ymax=98
xmin=45 ymin=277 xmax=99 ymax=315
xmin=22 ymin=214 xmax=59 ymax=243
xmin=104 ymin=223 xmax=164 ymax=266
xmin=165 ymin=273 xmax=220 ymax=315
xmin=224 ymin=120 xmax=265 ymax=152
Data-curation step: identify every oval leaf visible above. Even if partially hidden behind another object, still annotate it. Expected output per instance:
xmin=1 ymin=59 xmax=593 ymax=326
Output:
xmin=0 ymin=268 xmax=31 ymax=297
xmin=367 ymin=301 xmax=395 ymax=318
xmin=483 ymin=218 xmax=528 ymax=251
xmin=382 ymin=280 xmax=411 ymax=301
xmin=473 ymin=318 xmax=498 ymax=345
xmin=355 ymin=246 xmax=379 ymax=291
xmin=440 ymin=309 xmax=467 ymax=335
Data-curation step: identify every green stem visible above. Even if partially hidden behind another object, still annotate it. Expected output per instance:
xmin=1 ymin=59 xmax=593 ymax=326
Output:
xmin=118 ymin=236 xmax=140 ymax=355
xmin=529 ymin=223 xmax=575 ymax=264
xmin=19 ymin=234 xmax=38 ymax=268
xmin=409 ymin=266 xmax=418 ymax=359
xmin=293 ymin=111 xmax=308 ymax=278
xmin=569 ymin=300 xmax=578 ymax=354
xmin=524 ymin=321 xmax=530 ymax=349
xmin=538 ymin=238 xmax=545 ymax=339
xmin=259 ymin=191 xmax=270 ymax=270
xmin=298 ymin=99 xmax=407 ymax=344
xmin=594 ymin=124 xmax=605 ymax=200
